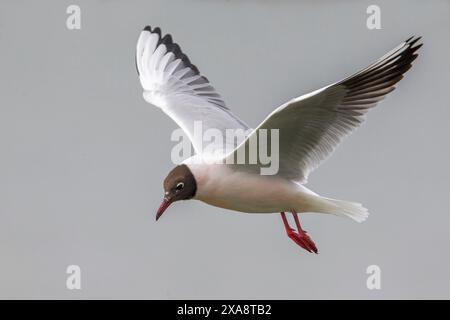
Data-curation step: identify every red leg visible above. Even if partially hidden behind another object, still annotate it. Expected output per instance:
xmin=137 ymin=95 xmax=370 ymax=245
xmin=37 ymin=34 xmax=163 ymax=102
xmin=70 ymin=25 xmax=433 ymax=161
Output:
xmin=280 ymin=212 xmax=292 ymax=233
xmin=292 ymin=209 xmax=318 ymax=253
xmin=291 ymin=209 xmax=304 ymax=232
xmin=280 ymin=211 xmax=318 ymax=254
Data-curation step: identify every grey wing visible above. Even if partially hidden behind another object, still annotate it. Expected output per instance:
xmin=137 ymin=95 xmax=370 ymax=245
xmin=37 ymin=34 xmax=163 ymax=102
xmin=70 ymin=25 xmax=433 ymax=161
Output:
xmin=225 ymin=36 xmax=422 ymax=182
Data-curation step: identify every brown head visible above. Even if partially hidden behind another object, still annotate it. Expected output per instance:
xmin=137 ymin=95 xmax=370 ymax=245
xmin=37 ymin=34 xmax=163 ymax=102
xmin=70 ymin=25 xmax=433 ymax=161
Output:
xmin=156 ymin=164 xmax=197 ymax=221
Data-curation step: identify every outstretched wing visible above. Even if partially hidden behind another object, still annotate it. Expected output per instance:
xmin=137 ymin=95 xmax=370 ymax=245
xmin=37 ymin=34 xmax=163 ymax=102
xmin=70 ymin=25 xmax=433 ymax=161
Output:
xmin=225 ymin=37 xmax=422 ymax=182
xmin=136 ymin=26 xmax=249 ymax=157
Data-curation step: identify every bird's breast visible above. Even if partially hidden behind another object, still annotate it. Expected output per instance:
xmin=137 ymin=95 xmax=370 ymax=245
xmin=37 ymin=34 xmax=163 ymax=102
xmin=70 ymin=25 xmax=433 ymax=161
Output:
xmin=188 ymin=164 xmax=301 ymax=213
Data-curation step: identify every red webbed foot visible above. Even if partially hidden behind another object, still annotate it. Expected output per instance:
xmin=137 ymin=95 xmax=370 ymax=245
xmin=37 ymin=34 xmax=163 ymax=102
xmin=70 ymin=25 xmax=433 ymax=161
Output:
xmin=280 ymin=211 xmax=319 ymax=254
xmin=286 ymin=227 xmax=318 ymax=254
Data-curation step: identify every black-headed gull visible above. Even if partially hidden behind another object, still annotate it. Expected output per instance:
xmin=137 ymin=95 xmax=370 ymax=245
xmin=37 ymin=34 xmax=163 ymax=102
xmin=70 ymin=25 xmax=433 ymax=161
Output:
xmin=136 ymin=26 xmax=422 ymax=253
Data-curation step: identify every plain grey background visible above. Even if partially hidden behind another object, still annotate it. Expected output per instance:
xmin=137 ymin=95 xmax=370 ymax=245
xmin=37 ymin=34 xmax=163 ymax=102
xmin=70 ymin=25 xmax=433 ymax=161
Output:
xmin=0 ymin=0 xmax=449 ymax=299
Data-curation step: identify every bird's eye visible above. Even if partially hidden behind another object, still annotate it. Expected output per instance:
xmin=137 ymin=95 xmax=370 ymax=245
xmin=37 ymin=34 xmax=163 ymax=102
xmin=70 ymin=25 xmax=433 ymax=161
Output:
xmin=175 ymin=182 xmax=184 ymax=191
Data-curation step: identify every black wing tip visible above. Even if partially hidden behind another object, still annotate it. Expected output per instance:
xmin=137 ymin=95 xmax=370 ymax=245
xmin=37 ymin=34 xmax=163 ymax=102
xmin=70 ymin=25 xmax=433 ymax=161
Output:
xmin=142 ymin=25 xmax=162 ymax=38
xmin=140 ymin=25 xmax=200 ymax=76
xmin=405 ymin=36 xmax=423 ymax=49
xmin=161 ymin=34 xmax=173 ymax=46
xmin=342 ymin=35 xmax=423 ymax=101
xmin=153 ymin=27 xmax=161 ymax=37
xmin=387 ymin=37 xmax=422 ymax=78
xmin=405 ymin=35 xmax=422 ymax=42
xmin=404 ymin=37 xmax=423 ymax=63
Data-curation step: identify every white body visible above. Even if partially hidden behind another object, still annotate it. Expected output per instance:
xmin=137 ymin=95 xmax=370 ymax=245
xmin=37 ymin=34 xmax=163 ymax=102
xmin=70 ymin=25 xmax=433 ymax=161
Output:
xmin=188 ymin=163 xmax=303 ymax=213
xmin=186 ymin=162 xmax=368 ymax=222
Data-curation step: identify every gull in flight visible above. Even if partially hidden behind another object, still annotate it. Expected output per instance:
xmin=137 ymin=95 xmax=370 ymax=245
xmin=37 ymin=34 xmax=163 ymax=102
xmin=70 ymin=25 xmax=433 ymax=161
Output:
xmin=136 ymin=26 xmax=422 ymax=253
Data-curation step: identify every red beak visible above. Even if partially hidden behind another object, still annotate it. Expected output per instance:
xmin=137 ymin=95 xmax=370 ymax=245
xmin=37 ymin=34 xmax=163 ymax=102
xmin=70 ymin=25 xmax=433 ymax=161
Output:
xmin=156 ymin=198 xmax=172 ymax=221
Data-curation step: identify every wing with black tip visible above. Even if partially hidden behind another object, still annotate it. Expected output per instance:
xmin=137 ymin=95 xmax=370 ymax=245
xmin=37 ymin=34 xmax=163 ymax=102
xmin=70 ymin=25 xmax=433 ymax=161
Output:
xmin=136 ymin=26 xmax=249 ymax=157
xmin=225 ymin=37 xmax=422 ymax=182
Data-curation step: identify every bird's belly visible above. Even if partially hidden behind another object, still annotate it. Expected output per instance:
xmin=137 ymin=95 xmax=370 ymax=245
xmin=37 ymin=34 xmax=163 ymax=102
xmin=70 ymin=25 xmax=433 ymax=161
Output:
xmin=201 ymin=194 xmax=286 ymax=213
xmin=195 ymin=169 xmax=300 ymax=213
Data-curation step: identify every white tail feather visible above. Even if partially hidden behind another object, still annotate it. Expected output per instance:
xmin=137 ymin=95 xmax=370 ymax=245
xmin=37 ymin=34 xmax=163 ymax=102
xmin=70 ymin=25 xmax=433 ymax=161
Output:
xmin=324 ymin=198 xmax=369 ymax=222
xmin=302 ymin=195 xmax=369 ymax=223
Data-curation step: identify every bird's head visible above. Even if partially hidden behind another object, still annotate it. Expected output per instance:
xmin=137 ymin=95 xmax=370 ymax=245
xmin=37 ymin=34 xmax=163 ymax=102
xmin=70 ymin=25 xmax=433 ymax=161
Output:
xmin=156 ymin=164 xmax=197 ymax=221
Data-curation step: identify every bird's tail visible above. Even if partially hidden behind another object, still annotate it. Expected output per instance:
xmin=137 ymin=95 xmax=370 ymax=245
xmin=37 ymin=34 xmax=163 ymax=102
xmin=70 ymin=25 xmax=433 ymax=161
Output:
xmin=302 ymin=194 xmax=369 ymax=223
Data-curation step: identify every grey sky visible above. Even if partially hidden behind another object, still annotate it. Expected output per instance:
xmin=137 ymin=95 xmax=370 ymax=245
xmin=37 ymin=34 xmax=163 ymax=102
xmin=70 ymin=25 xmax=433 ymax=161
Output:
xmin=0 ymin=0 xmax=449 ymax=299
